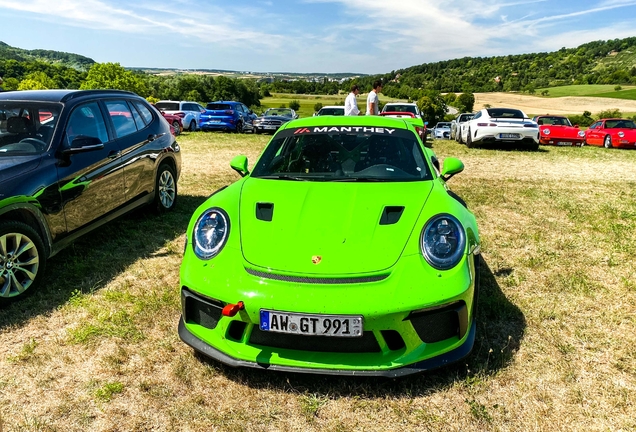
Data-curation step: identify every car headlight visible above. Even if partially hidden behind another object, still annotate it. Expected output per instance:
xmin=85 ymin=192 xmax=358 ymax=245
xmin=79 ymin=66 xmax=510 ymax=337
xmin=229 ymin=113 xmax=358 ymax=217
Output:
xmin=193 ymin=208 xmax=230 ymax=260
xmin=543 ymin=129 xmax=550 ymax=135
xmin=618 ymin=131 xmax=625 ymax=138
xmin=578 ymin=131 xmax=585 ymax=137
xmin=420 ymin=214 xmax=466 ymax=270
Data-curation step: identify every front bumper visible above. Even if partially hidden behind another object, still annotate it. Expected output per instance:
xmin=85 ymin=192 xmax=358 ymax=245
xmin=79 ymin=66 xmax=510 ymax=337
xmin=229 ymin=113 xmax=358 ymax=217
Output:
xmin=179 ymin=316 xmax=475 ymax=377
xmin=179 ymin=249 xmax=478 ymax=376
xmin=539 ymin=136 xmax=583 ymax=146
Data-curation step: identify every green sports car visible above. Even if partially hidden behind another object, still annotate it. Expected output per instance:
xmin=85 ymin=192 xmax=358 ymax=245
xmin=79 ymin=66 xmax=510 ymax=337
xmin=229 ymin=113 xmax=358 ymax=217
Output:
xmin=179 ymin=115 xmax=481 ymax=377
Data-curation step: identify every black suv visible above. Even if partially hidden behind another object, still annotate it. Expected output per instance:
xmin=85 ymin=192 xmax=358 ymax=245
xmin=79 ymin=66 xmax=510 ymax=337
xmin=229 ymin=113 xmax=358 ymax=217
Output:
xmin=0 ymin=90 xmax=181 ymax=302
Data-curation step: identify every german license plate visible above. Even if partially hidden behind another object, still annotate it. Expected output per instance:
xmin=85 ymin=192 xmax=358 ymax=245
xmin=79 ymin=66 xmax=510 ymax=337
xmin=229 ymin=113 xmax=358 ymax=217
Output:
xmin=259 ymin=309 xmax=363 ymax=337
xmin=557 ymin=141 xmax=572 ymax=146
xmin=264 ymin=125 xmax=276 ymax=130
xmin=500 ymin=133 xmax=520 ymax=139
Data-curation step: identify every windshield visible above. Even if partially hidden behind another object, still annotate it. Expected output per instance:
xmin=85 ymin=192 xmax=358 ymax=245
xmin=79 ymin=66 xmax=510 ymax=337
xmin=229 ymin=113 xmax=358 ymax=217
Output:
xmin=536 ymin=116 xmax=572 ymax=126
xmin=0 ymin=102 xmax=62 ymax=156
xmin=487 ymin=108 xmax=525 ymax=119
xmin=436 ymin=123 xmax=451 ymax=128
xmin=251 ymin=126 xmax=433 ymax=182
xmin=155 ymin=102 xmax=180 ymax=111
xmin=317 ymin=108 xmax=344 ymax=116
xmin=605 ymin=119 xmax=636 ymax=129
xmin=265 ymin=108 xmax=293 ymax=117
xmin=385 ymin=105 xmax=417 ymax=114
xmin=206 ymin=103 xmax=232 ymax=110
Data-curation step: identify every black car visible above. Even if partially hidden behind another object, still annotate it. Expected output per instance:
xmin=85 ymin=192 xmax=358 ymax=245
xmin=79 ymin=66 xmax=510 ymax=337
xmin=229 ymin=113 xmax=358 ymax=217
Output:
xmin=0 ymin=90 xmax=181 ymax=302
xmin=253 ymin=108 xmax=298 ymax=134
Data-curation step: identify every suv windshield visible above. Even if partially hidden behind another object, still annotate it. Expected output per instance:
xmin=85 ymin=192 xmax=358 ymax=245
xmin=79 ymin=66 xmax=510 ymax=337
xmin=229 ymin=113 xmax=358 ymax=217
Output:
xmin=207 ymin=103 xmax=232 ymax=110
xmin=265 ymin=108 xmax=293 ymax=117
xmin=155 ymin=102 xmax=180 ymax=111
xmin=252 ymin=126 xmax=432 ymax=182
xmin=0 ymin=102 xmax=62 ymax=156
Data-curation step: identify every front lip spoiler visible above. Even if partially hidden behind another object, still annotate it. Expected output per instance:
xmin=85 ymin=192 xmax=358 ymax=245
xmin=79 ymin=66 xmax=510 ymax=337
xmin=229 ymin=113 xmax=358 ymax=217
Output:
xmin=178 ymin=317 xmax=476 ymax=378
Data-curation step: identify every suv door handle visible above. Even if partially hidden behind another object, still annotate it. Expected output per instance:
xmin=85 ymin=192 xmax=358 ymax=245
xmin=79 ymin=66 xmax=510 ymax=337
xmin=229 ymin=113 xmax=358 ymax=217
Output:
xmin=148 ymin=134 xmax=159 ymax=142
xmin=108 ymin=150 xmax=121 ymax=159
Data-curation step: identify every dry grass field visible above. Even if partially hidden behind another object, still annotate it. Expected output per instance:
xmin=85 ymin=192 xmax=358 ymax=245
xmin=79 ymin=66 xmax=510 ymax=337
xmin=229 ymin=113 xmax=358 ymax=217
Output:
xmin=474 ymin=92 xmax=636 ymax=116
xmin=0 ymin=131 xmax=635 ymax=431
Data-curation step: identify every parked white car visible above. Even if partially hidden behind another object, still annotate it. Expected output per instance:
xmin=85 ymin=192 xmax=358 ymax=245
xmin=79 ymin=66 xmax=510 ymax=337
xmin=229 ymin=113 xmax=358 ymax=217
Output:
xmin=431 ymin=122 xmax=451 ymax=139
xmin=314 ymin=106 xmax=345 ymax=116
xmin=155 ymin=100 xmax=205 ymax=131
xmin=461 ymin=108 xmax=539 ymax=150
xmin=451 ymin=112 xmax=475 ymax=142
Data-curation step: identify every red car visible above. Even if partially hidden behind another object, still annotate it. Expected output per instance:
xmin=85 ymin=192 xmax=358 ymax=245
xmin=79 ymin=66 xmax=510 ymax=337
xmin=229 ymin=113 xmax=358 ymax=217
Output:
xmin=152 ymin=104 xmax=183 ymax=136
xmin=584 ymin=118 xmax=636 ymax=149
xmin=533 ymin=115 xmax=585 ymax=146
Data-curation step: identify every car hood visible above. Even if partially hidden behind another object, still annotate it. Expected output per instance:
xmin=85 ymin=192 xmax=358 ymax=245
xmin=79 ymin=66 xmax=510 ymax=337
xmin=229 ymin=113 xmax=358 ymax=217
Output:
xmin=239 ymin=178 xmax=433 ymax=275
xmin=540 ymin=125 xmax=582 ymax=137
xmin=0 ymin=155 xmax=41 ymax=184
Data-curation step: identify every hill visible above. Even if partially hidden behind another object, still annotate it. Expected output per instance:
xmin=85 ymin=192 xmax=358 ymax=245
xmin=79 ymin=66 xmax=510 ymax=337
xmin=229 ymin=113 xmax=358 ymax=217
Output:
xmin=0 ymin=41 xmax=95 ymax=70
xmin=341 ymin=37 xmax=636 ymax=99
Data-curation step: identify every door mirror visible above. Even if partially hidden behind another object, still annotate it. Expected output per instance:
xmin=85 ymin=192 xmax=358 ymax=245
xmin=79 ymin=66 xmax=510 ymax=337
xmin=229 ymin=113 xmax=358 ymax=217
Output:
xmin=63 ymin=136 xmax=104 ymax=154
xmin=440 ymin=157 xmax=464 ymax=181
xmin=230 ymin=155 xmax=249 ymax=177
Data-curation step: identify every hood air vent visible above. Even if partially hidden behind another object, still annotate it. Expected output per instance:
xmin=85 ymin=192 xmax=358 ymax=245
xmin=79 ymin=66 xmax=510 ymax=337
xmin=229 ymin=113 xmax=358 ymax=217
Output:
xmin=379 ymin=206 xmax=404 ymax=225
xmin=256 ymin=202 xmax=274 ymax=221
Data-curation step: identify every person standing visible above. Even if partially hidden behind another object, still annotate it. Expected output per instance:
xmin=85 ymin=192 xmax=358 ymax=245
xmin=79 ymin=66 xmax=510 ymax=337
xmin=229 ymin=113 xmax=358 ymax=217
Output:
xmin=344 ymin=84 xmax=360 ymax=116
xmin=366 ymin=80 xmax=382 ymax=115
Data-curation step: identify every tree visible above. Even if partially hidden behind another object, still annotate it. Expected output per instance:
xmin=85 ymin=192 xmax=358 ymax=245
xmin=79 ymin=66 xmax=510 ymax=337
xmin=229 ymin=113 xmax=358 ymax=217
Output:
xmin=17 ymin=71 xmax=56 ymax=90
xmin=455 ymin=92 xmax=475 ymax=113
xmin=80 ymin=62 xmax=149 ymax=96
xmin=314 ymin=102 xmax=323 ymax=112
xmin=288 ymin=100 xmax=301 ymax=111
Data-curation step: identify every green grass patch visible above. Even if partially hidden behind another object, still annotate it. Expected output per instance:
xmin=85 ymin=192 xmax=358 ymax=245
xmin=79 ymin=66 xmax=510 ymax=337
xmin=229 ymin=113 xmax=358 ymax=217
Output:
xmin=536 ymin=84 xmax=636 ymax=97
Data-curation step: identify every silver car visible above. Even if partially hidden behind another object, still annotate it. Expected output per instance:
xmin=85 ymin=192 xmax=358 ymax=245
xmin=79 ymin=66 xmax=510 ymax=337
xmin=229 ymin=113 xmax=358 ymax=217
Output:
xmin=155 ymin=100 xmax=205 ymax=132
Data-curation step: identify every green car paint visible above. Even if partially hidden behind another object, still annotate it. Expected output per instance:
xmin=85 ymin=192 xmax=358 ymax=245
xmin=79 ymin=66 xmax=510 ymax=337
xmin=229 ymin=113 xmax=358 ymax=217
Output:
xmin=179 ymin=115 xmax=480 ymax=377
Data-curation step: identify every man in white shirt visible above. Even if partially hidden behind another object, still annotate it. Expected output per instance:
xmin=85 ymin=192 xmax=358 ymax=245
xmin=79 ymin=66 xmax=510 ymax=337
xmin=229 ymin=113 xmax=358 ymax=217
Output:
xmin=366 ymin=80 xmax=383 ymax=115
xmin=344 ymin=85 xmax=360 ymax=116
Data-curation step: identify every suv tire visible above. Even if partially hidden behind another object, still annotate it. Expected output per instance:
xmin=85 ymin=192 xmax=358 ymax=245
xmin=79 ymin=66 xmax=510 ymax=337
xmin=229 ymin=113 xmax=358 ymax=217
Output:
xmin=0 ymin=221 xmax=47 ymax=303
xmin=155 ymin=163 xmax=178 ymax=213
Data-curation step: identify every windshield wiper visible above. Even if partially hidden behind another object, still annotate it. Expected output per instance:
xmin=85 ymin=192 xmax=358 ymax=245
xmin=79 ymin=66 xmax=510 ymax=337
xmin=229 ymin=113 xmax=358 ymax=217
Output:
xmin=331 ymin=177 xmax=389 ymax=182
xmin=256 ymin=175 xmax=308 ymax=181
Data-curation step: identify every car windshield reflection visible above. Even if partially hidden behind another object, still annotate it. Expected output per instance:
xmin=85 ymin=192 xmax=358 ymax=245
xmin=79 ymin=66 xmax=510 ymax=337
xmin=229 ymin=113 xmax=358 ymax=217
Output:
xmin=251 ymin=128 xmax=433 ymax=182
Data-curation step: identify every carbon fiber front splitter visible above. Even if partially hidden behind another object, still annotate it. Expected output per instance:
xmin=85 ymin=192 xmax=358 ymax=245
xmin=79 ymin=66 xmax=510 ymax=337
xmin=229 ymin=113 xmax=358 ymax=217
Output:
xmin=178 ymin=317 xmax=475 ymax=378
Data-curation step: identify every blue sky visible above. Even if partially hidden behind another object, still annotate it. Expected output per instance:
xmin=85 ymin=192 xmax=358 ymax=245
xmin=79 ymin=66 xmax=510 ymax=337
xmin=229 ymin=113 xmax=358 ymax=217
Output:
xmin=1 ymin=0 xmax=636 ymax=74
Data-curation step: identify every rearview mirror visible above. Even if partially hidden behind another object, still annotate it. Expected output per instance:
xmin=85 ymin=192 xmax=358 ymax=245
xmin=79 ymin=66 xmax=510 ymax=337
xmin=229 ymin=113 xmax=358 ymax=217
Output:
xmin=230 ymin=155 xmax=249 ymax=177
xmin=440 ymin=157 xmax=464 ymax=181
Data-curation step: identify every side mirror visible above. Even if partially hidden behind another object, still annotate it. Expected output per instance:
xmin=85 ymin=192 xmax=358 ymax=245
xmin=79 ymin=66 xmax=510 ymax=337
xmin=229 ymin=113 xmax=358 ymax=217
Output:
xmin=573 ymin=124 xmax=579 ymax=128
xmin=63 ymin=136 xmax=104 ymax=155
xmin=440 ymin=157 xmax=464 ymax=181
xmin=230 ymin=155 xmax=249 ymax=177
xmin=249 ymin=110 xmax=254 ymax=114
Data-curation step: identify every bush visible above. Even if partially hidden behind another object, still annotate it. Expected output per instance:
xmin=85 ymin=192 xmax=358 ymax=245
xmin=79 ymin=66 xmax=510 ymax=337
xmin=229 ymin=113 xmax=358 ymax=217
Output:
xmin=541 ymin=90 xmax=549 ymax=96
xmin=596 ymin=108 xmax=621 ymax=119
xmin=288 ymin=100 xmax=301 ymax=111
xmin=313 ymin=102 xmax=323 ymax=112
xmin=614 ymin=85 xmax=622 ymax=91
xmin=568 ymin=112 xmax=594 ymax=127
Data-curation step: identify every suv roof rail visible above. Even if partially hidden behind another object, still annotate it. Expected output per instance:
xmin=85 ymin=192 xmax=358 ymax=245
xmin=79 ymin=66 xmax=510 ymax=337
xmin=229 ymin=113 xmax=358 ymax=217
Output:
xmin=61 ymin=89 xmax=138 ymax=102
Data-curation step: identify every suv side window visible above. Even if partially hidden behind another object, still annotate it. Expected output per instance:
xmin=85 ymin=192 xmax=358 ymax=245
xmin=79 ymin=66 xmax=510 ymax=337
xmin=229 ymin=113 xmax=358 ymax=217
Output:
xmin=133 ymin=101 xmax=154 ymax=125
xmin=235 ymin=104 xmax=244 ymax=114
xmin=184 ymin=103 xmax=197 ymax=112
xmin=128 ymin=100 xmax=146 ymax=129
xmin=65 ymin=102 xmax=109 ymax=146
xmin=105 ymin=100 xmax=138 ymax=138
xmin=473 ymin=111 xmax=482 ymax=120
